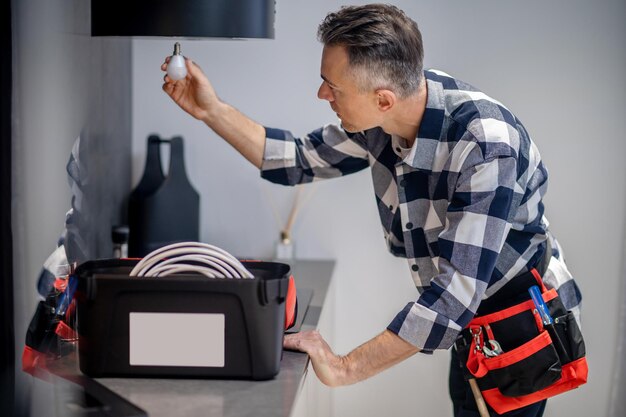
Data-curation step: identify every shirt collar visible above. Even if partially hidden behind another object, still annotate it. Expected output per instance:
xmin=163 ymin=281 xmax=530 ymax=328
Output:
xmin=402 ymin=70 xmax=447 ymax=171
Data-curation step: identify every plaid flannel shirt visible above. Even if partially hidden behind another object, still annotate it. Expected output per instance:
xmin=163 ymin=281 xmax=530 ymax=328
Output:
xmin=260 ymin=69 xmax=581 ymax=352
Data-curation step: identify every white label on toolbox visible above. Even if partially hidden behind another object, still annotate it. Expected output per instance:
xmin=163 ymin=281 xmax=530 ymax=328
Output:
xmin=129 ymin=312 xmax=225 ymax=367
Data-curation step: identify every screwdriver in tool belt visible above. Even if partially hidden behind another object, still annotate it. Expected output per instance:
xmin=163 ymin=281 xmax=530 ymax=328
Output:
xmin=529 ymin=285 xmax=571 ymax=362
xmin=529 ymin=285 xmax=552 ymax=325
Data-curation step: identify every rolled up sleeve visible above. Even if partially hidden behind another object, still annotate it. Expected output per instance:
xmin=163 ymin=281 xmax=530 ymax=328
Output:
xmin=261 ymin=124 xmax=369 ymax=186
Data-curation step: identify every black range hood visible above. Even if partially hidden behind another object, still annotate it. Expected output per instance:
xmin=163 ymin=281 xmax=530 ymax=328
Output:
xmin=91 ymin=0 xmax=275 ymax=39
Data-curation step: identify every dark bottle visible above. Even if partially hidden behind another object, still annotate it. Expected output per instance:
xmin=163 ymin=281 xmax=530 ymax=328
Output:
xmin=111 ymin=225 xmax=129 ymax=258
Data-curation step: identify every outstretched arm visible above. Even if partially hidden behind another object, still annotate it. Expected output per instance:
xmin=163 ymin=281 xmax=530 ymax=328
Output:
xmin=284 ymin=329 xmax=419 ymax=387
xmin=161 ymin=57 xmax=266 ymax=168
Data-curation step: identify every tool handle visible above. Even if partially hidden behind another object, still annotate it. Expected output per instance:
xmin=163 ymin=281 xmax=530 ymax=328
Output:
xmin=529 ymin=285 xmax=553 ymax=325
xmin=469 ymin=378 xmax=490 ymax=417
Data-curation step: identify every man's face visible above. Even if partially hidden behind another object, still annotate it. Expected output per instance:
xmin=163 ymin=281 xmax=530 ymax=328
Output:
xmin=318 ymin=45 xmax=381 ymax=133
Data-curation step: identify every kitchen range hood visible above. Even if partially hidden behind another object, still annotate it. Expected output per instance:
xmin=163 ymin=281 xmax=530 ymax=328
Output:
xmin=91 ymin=0 xmax=275 ymax=39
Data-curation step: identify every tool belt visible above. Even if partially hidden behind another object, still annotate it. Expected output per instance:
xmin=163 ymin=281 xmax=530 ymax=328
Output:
xmin=454 ymin=242 xmax=588 ymax=414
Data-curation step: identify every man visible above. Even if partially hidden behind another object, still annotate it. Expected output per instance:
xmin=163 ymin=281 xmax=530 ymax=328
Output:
xmin=161 ymin=4 xmax=581 ymax=416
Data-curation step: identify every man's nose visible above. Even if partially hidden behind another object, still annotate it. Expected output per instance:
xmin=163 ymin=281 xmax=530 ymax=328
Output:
xmin=317 ymin=82 xmax=333 ymax=101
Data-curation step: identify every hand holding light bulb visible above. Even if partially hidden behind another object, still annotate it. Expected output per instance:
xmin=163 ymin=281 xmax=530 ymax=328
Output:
xmin=166 ymin=42 xmax=188 ymax=80
xmin=161 ymin=43 xmax=275 ymax=170
xmin=161 ymin=45 xmax=220 ymax=124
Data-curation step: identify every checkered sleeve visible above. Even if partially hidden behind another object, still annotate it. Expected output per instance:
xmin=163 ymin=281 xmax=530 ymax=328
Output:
xmin=260 ymin=124 xmax=369 ymax=185
xmin=388 ymin=151 xmax=518 ymax=352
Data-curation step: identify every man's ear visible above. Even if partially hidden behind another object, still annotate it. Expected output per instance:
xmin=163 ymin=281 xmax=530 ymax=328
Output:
xmin=376 ymin=89 xmax=396 ymax=112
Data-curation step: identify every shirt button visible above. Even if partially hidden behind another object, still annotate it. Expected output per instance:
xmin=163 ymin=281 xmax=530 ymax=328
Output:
xmin=411 ymin=264 xmax=419 ymax=271
xmin=399 ymin=179 xmax=406 ymax=187
xmin=406 ymin=222 xmax=413 ymax=229
xmin=388 ymin=205 xmax=393 ymax=211
xmin=395 ymin=147 xmax=402 ymax=153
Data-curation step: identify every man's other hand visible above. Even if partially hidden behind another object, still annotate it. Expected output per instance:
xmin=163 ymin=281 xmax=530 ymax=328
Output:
xmin=284 ymin=330 xmax=348 ymax=387
xmin=284 ymin=329 xmax=419 ymax=387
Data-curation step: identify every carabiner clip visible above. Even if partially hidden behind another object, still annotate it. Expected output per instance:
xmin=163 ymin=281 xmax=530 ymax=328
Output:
xmin=470 ymin=326 xmax=483 ymax=353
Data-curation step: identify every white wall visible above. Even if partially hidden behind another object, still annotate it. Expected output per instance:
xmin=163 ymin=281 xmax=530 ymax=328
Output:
xmin=132 ymin=1 xmax=626 ymax=416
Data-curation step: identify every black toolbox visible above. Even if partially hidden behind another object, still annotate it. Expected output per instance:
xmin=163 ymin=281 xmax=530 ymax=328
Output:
xmin=74 ymin=259 xmax=290 ymax=380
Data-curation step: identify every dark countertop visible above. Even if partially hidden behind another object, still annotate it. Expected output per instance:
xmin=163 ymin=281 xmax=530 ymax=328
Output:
xmin=89 ymin=259 xmax=335 ymax=417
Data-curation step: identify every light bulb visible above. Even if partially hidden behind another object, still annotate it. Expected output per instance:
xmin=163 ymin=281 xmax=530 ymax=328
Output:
xmin=166 ymin=42 xmax=187 ymax=81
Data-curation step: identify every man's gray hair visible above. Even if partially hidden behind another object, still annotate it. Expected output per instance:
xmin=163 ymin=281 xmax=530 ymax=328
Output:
xmin=317 ymin=4 xmax=424 ymax=99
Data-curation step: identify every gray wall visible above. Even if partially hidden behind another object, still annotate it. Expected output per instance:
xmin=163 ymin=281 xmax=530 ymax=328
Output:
xmin=11 ymin=0 xmax=131 ymax=412
xmin=133 ymin=1 xmax=626 ymax=416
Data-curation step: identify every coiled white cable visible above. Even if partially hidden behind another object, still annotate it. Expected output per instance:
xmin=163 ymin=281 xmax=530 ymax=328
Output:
xmin=129 ymin=242 xmax=254 ymax=279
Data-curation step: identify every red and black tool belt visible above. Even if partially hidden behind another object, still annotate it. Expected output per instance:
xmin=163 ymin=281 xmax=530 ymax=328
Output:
xmin=454 ymin=267 xmax=588 ymax=414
